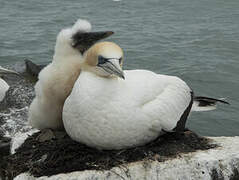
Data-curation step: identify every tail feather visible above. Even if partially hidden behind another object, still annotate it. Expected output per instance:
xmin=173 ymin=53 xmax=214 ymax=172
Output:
xmin=191 ymin=96 xmax=229 ymax=112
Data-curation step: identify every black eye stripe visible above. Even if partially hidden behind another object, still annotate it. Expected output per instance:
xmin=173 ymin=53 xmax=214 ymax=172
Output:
xmin=119 ymin=57 xmax=122 ymax=64
xmin=97 ymin=56 xmax=122 ymax=65
xmin=98 ymin=55 xmax=108 ymax=65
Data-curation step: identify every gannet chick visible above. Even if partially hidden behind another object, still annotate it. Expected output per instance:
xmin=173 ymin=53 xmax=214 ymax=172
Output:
xmin=28 ymin=19 xmax=113 ymax=130
xmin=0 ymin=66 xmax=19 ymax=102
xmin=63 ymin=42 xmax=228 ymax=150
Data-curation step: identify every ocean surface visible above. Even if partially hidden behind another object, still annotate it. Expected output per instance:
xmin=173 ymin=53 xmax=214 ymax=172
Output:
xmin=0 ymin=0 xmax=238 ymax=136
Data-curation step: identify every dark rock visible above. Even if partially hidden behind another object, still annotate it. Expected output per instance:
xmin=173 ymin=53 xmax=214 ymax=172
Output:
xmin=210 ymin=168 xmax=224 ymax=180
xmin=0 ymin=59 xmax=46 ymax=111
xmin=36 ymin=129 xmax=55 ymax=142
xmin=230 ymin=168 xmax=239 ymax=180
xmin=0 ymin=61 xmax=47 ymax=138
xmin=0 ymin=136 xmax=11 ymax=157
xmin=25 ymin=59 xmax=46 ymax=79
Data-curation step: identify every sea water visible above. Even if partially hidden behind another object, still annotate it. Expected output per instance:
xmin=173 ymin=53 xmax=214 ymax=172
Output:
xmin=0 ymin=0 xmax=238 ymax=136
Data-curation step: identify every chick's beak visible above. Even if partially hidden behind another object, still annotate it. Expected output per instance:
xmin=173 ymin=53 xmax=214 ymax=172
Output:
xmin=72 ymin=31 xmax=114 ymax=54
xmin=98 ymin=59 xmax=125 ymax=79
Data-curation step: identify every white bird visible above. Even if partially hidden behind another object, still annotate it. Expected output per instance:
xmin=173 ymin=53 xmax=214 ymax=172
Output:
xmin=0 ymin=66 xmax=19 ymax=102
xmin=28 ymin=19 xmax=113 ymax=130
xmin=63 ymin=41 xmax=229 ymax=150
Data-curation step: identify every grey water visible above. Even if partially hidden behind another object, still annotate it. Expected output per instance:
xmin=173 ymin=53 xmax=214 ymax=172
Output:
xmin=0 ymin=0 xmax=238 ymax=136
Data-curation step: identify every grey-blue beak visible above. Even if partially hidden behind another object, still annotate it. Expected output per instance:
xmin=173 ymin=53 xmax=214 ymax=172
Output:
xmin=98 ymin=59 xmax=125 ymax=79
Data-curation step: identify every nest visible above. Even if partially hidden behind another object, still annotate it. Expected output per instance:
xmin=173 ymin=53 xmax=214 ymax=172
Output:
xmin=0 ymin=129 xmax=217 ymax=179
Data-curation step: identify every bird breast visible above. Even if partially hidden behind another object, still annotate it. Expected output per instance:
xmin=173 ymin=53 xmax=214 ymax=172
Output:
xmin=63 ymin=70 xmax=191 ymax=149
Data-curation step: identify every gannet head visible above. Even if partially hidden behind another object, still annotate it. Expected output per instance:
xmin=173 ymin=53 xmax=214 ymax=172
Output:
xmin=54 ymin=19 xmax=114 ymax=62
xmin=82 ymin=41 xmax=125 ymax=79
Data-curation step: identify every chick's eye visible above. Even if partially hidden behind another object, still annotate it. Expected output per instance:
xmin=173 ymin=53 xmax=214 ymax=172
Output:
xmin=119 ymin=57 xmax=122 ymax=64
xmin=98 ymin=55 xmax=107 ymax=65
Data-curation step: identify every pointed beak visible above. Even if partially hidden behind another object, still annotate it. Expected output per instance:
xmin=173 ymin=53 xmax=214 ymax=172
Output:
xmin=0 ymin=67 xmax=19 ymax=76
xmin=98 ymin=59 xmax=125 ymax=79
xmin=72 ymin=31 xmax=114 ymax=54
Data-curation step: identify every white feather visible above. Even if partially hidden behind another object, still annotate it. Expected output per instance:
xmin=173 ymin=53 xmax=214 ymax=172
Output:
xmin=28 ymin=20 xmax=84 ymax=130
xmin=0 ymin=78 xmax=9 ymax=102
xmin=63 ymin=70 xmax=191 ymax=150
xmin=71 ymin=19 xmax=92 ymax=34
xmin=0 ymin=66 xmax=18 ymax=102
xmin=53 ymin=19 xmax=92 ymax=61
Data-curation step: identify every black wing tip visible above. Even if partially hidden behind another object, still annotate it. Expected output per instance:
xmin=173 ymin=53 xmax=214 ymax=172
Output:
xmin=219 ymin=99 xmax=230 ymax=105
xmin=194 ymin=96 xmax=230 ymax=105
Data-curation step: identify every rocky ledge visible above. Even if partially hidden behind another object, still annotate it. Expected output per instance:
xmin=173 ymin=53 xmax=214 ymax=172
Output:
xmin=0 ymin=62 xmax=238 ymax=180
xmin=0 ymin=60 xmax=44 ymax=138
xmin=0 ymin=129 xmax=239 ymax=180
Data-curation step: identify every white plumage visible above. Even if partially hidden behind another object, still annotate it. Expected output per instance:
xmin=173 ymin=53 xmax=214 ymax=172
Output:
xmin=63 ymin=42 xmax=193 ymax=150
xmin=63 ymin=70 xmax=191 ymax=149
xmin=72 ymin=19 xmax=91 ymax=34
xmin=0 ymin=78 xmax=9 ymax=102
xmin=0 ymin=66 xmax=19 ymax=102
xmin=63 ymin=41 xmax=228 ymax=149
xmin=28 ymin=20 xmax=87 ymax=130
xmin=28 ymin=19 xmax=113 ymax=130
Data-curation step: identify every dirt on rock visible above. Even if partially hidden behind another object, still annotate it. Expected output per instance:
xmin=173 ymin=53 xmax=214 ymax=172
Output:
xmin=0 ymin=129 xmax=217 ymax=179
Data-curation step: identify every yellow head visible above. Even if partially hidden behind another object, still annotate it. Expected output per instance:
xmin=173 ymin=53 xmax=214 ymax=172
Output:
xmin=82 ymin=41 xmax=125 ymax=79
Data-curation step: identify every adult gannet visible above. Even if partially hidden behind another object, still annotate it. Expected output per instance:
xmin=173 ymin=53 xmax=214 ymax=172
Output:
xmin=63 ymin=42 xmax=229 ymax=150
xmin=0 ymin=66 xmax=19 ymax=102
xmin=28 ymin=19 xmax=113 ymax=130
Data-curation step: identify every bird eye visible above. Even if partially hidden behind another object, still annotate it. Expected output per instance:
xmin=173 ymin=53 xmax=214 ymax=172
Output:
xmin=119 ymin=57 xmax=122 ymax=64
xmin=98 ymin=55 xmax=107 ymax=65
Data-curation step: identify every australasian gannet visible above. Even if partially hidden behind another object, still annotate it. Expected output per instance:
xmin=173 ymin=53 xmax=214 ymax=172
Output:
xmin=62 ymin=41 xmax=229 ymax=150
xmin=28 ymin=19 xmax=113 ymax=130
xmin=0 ymin=66 xmax=19 ymax=102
